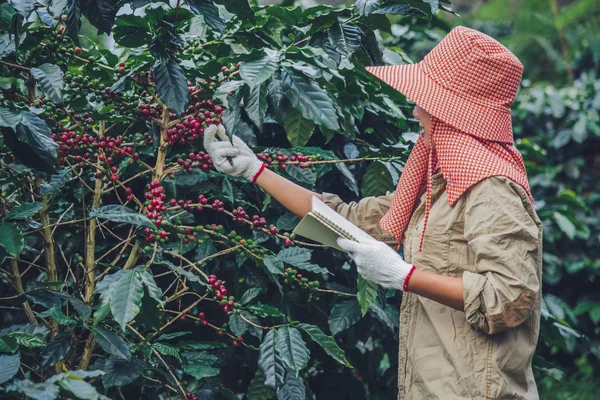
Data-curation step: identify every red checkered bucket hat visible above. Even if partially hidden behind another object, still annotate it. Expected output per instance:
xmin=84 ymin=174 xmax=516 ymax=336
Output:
xmin=364 ymin=26 xmax=534 ymax=251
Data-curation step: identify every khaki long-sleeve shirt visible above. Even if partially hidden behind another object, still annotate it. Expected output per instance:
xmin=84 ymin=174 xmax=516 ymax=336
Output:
xmin=322 ymin=172 xmax=542 ymax=399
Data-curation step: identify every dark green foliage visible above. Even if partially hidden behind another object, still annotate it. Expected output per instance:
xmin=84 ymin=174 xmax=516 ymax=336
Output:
xmin=0 ymin=1 xmax=596 ymax=399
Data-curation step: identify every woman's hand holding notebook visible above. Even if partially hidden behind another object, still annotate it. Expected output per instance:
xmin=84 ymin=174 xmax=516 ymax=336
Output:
xmin=292 ymin=196 xmax=374 ymax=252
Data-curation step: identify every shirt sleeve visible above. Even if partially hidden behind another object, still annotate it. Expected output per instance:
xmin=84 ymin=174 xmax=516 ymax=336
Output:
xmin=462 ymin=176 xmax=541 ymax=335
xmin=321 ymin=191 xmax=396 ymax=243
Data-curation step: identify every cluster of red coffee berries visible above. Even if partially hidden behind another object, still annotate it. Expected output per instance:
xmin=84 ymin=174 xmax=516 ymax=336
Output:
xmin=143 ymin=181 xmax=167 ymax=231
xmin=231 ymin=206 xmax=249 ymax=224
xmin=208 ymin=275 xmax=240 ymax=313
xmin=251 ymin=215 xmax=269 ymax=230
xmin=137 ymin=103 xmax=162 ymax=120
xmin=257 ymin=151 xmax=317 ymax=170
xmin=284 ymin=268 xmax=321 ymax=290
xmin=196 ymin=311 xmax=208 ymax=326
xmin=52 ymin=130 xmax=91 ymax=163
xmin=176 ymin=151 xmax=214 ymax=173
xmin=211 ymin=199 xmax=225 ymax=213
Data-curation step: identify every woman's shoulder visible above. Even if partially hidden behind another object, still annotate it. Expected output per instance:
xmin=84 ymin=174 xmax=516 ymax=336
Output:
xmin=464 ymin=175 xmax=541 ymax=235
xmin=466 ymin=175 xmax=530 ymax=204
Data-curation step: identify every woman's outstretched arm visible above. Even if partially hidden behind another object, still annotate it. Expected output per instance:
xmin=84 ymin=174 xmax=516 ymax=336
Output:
xmin=255 ymin=168 xmax=323 ymax=218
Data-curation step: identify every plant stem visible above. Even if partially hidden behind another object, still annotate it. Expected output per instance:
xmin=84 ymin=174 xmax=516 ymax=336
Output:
xmin=10 ymin=258 xmax=38 ymax=324
xmin=84 ymin=120 xmax=105 ymax=303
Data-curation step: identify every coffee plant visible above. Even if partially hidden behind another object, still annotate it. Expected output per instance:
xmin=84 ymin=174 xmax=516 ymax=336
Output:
xmin=0 ymin=1 xmax=459 ymax=399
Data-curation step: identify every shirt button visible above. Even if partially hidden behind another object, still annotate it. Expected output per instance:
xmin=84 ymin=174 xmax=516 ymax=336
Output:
xmin=401 ymin=315 xmax=408 ymax=324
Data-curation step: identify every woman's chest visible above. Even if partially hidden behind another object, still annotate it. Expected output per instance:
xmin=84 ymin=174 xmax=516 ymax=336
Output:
xmin=403 ymin=188 xmax=473 ymax=277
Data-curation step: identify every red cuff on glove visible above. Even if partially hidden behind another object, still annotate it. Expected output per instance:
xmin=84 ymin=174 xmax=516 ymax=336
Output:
xmin=251 ymin=163 xmax=266 ymax=183
xmin=403 ymin=265 xmax=417 ymax=292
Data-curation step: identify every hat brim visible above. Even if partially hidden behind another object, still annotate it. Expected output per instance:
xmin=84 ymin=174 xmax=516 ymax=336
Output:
xmin=365 ymin=64 xmax=513 ymax=143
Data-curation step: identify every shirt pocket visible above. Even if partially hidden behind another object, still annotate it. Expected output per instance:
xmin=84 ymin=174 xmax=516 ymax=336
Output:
xmin=448 ymin=232 xmax=474 ymax=278
xmin=410 ymin=232 xmax=450 ymax=276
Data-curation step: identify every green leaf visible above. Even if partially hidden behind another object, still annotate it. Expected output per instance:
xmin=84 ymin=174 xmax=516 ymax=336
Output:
xmin=178 ymin=341 xmax=228 ymax=350
xmin=373 ymin=4 xmax=427 ymax=17
xmin=109 ymin=270 xmax=144 ymax=331
xmin=368 ymin=302 xmax=395 ymax=331
xmin=275 ymin=327 xmax=310 ymax=372
xmin=65 ymin=0 xmax=81 ymax=45
xmin=184 ymin=364 xmax=220 ymax=379
xmin=182 ymin=350 xmax=217 ymax=365
xmin=0 ymin=107 xmax=22 ymax=128
xmin=157 ymin=331 xmax=191 ymax=342
xmin=277 ymin=373 xmax=306 ymax=400
xmin=58 ymin=378 xmax=99 ymax=400
xmin=283 ymin=108 xmax=315 ymax=147
xmin=248 ymin=303 xmax=285 ymax=318
xmin=186 ymin=0 xmax=226 ymax=33
xmin=222 ymin=88 xmax=243 ymax=138
xmin=152 ymin=342 xmax=181 ymax=362
xmin=2 ymin=112 xmax=58 ymax=173
xmin=102 ymin=357 xmax=145 ymax=388
xmin=240 ymin=49 xmax=282 ymax=89
xmin=5 ymin=378 xmax=60 ymax=400
xmin=7 ymin=332 xmax=45 ymax=348
xmin=0 ymin=222 xmax=24 ymax=257
xmin=92 ymin=327 xmax=131 ymax=361
xmin=0 ymin=4 xmax=17 ymax=28
xmin=80 ymin=0 xmax=117 ymax=34
xmin=0 ymin=353 xmax=20 ymax=385
xmin=355 ymin=0 xmax=381 ymax=16
xmin=328 ymin=24 xmax=361 ymax=57
xmin=0 ymin=34 xmax=15 ymax=58
xmin=280 ymin=66 xmax=339 ymax=130
xmin=285 ymin=165 xmax=316 ymax=185
xmin=258 ymin=329 xmax=285 ymax=390
xmin=153 ymin=59 xmax=189 ymax=115
xmin=263 ymin=256 xmax=285 ymax=276
xmin=335 ymin=162 xmax=359 ymax=196
xmin=89 ymin=205 xmax=154 ymax=229
xmin=0 ymin=323 xmax=50 ymax=339
xmin=31 ymin=64 xmax=64 ymax=103
xmin=229 ymin=313 xmax=248 ymax=337
xmin=357 ymin=276 xmax=378 ymax=316
xmin=276 ymin=247 xmax=311 ymax=265
xmin=361 ymin=161 xmax=394 ymax=197
xmin=244 ymin=82 xmax=268 ymax=131
xmin=553 ymin=212 xmax=576 ymax=240
xmin=40 ymin=331 xmax=72 ymax=368
xmin=8 ymin=0 xmax=36 ymax=18
xmin=113 ymin=14 xmax=151 ymax=47
xmin=37 ymin=307 xmax=76 ymax=326
xmin=69 ymin=298 xmax=91 ymax=321
xmin=5 ymin=202 xmax=43 ymax=220
xmin=139 ymin=269 xmax=164 ymax=306
xmin=328 ymin=300 xmax=361 ymax=336
xmin=291 ymin=261 xmax=330 ymax=275
xmin=214 ymin=0 xmax=254 ymax=22
xmin=296 ymin=323 xmax=351 ymax=367
xmin=195 ymin=239 xmax=217 ymax=261
xmin=247 ymin=369 xmax=276 ymax=400
xmin=240 ymin=287 xmax=262 ymax=305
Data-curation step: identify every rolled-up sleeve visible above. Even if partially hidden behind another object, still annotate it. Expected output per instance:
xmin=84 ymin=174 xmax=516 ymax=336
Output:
xmin=321 ymin=191 xmax=396 ymax=243
xmin=462 ymin=177 xmax=541 ymax=335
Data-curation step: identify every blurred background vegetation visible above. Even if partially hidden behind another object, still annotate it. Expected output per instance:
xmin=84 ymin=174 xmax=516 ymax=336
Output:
xmin=273 ymin=0 xmax=600 ymax=398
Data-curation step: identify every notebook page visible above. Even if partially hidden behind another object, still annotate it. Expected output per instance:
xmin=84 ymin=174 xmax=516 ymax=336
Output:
xmin=292 ymin=213 xmax=348 ymax=251
xmin=310 ymin=196 xmax=373 ymax=243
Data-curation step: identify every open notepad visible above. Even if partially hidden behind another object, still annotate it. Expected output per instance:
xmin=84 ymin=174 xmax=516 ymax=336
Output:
xmin=292 ymin=196 xmax=374 ymax=252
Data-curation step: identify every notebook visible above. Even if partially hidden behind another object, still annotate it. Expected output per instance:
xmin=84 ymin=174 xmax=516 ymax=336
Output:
xmin=292 ymin=196 xmax=374 ymax=252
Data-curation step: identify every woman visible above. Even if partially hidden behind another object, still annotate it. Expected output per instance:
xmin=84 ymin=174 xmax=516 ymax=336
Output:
xmin=204 ymin=26 xmax=542 ymax=400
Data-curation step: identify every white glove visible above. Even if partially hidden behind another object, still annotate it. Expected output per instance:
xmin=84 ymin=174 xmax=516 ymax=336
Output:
xmin=336 ymin=237 xmax=415 ymax=291
xmin=203 ymin=124 xmax=264 ymax=182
